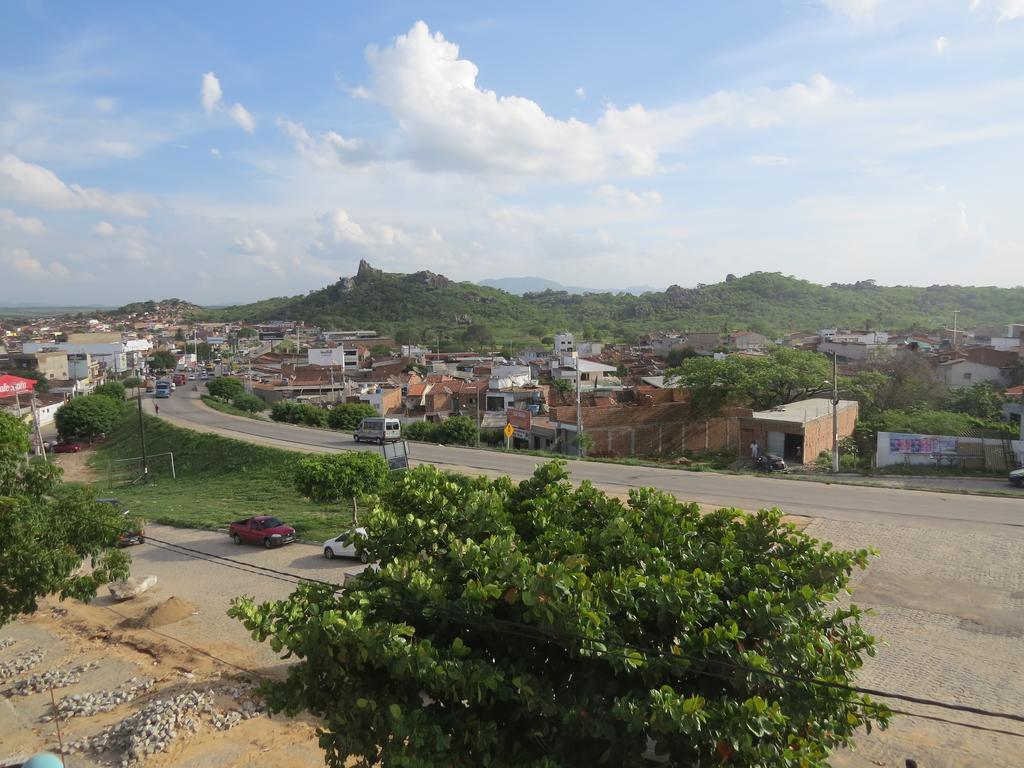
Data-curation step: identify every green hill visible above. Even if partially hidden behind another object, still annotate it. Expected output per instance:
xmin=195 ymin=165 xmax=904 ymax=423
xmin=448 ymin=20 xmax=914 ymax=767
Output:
xmin=202 ymin=261 xmax=1024 ymax=344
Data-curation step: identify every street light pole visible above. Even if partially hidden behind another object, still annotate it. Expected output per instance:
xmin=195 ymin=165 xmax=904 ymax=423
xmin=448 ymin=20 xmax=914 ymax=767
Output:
xmin=952 ymin=309 xmax=960 ymax=349
xmin=136 ymin=385 xmax=149 ymax=481
xmin=574 ymin=351 xmax=584 ymax=457
xmin=831 ymin=352 xmax=839 ymax=474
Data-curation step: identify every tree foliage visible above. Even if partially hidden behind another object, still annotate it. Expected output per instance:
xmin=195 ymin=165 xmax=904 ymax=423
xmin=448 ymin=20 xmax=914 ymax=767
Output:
xmin=207 ymin=376 xmax=246 ymax=402
xmin=93 ymin=381 xmax=126 ymax=401
xmin=328 ymin=403 xmax=380 ymax=431
xmin=0 ymin=412 xmax=131 ymax=626
xmin=230 ymin=461 xmax=887 ymax=767
xmin=270 ymin=400 xmax=328 ymax=427
xmin=149 ymin=349 xmax=177 ymax=370
xmin=293 ymin=452 xmax=391 ymax=523
xmin=668 ymin=348 xmax=831 ymax=417
xmin=55 ymin=394 xmax=123 ymax=441
xmin=403 ymin=416 xmax=477 ymax=446
xmin=943 ymin=382 xmax=1004 ymax=421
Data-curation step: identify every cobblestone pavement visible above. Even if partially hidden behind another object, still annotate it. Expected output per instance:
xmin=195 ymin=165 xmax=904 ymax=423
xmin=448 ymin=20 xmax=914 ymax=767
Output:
xmin=809 ymin=517 xmax=1024 ymax=767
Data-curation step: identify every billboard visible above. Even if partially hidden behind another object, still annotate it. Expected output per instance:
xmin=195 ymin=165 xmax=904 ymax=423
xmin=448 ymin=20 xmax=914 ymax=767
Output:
xmin=0 ymin=375 xmax=36 ymax=398
xmin=888 ymin=433 xmax=958 ymax=455
xmin=308 ymin=348 xmax=345 ymax=366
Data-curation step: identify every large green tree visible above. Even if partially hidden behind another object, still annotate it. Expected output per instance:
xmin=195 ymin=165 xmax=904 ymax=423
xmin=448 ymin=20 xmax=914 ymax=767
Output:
xmin=93 ymin=381 xmax=127 ymax=401
xmin=293 ymin=452 xmax=390 ymax=524
xmin=668 ymin=348 xmax=831 ymax=417
xmin=943 ymin=382 xmax=1004 ymax=421
xmin=149 ymin=349 xmax=178 ymax=370
xmin=55 ymin=394 xmax=123 ymax=441
xmin=327 ymin=402 xmax=379 ymax=431
xmin=231 ymin=462 xmax=887 ymax=767
xmin=207 ymin=376 xmax=246 ymax=402
xmin=0 ymin=412 xmax=131 ymax=626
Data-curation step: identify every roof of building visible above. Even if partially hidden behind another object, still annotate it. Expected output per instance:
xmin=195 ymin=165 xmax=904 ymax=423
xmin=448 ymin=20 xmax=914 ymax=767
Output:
xmin=751 ymin=398 xmax=858 ymax=425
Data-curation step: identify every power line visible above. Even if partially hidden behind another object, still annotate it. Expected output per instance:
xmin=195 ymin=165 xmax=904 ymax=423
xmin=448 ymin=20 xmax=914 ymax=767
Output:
xmin=72 ymin=507 xmax=1024 ymax=735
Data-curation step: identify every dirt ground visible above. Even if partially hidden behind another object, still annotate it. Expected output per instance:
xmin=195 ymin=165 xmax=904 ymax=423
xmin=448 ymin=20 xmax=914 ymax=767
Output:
xmin=50 ymin=448 xmax=102 ymax=484
xmin=0 ymin=594 xmax=329 ymax=768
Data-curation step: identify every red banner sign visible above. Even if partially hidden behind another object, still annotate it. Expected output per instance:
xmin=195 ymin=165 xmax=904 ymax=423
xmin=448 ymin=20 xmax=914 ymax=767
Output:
xmin=0 ymin=375 xmax=37 ymax=398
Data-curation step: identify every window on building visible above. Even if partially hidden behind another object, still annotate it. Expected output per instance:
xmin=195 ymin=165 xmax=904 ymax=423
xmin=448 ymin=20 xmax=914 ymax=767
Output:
xmin=963 ymin=372 xmax=972 ymax=382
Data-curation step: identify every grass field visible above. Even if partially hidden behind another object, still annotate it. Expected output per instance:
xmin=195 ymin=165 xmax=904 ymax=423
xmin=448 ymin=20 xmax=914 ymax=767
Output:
xmin=92 ymin=410 xmax=359 ymax=542
xmin=199 ymin=394 xmax=266 ymax=420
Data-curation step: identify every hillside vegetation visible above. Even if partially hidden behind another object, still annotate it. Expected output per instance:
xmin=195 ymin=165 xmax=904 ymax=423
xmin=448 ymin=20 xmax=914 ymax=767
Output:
xmin=202 ymin=261 xmax=1024 ymax=342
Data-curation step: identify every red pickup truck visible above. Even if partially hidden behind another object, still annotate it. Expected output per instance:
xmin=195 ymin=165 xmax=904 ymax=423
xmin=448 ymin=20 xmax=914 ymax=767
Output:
xmin=229 ymin=516 xmax=296 ymax=548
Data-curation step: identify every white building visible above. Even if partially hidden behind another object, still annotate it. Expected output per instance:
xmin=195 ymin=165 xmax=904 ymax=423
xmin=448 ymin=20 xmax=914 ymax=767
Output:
xmin=307 ymin=347 xmax=359 ymax=371
xmin=23 ymin=337 xmax=152 ymax=374
xmin=554 ymin=333 xmax=575 ymax=354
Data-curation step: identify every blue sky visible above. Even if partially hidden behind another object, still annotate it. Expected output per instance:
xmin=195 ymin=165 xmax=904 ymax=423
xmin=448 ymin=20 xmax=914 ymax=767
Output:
xmin=2 ymin=0 xmax=1023 ymax=305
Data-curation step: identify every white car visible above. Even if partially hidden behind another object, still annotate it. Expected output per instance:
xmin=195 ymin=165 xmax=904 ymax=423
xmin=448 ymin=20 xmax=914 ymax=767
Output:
xmin=322 ymin=528 xmax=368 ymax=561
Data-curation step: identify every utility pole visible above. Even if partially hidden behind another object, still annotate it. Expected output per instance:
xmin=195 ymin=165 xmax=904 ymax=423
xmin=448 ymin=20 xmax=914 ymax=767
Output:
xmin=136 ymin=385 xmax=149 ymax=481
xmin=476 ymin=385 xmax=481 ymax=448
xmin=831 ymin=352 xmax=839 ymax=474
xmin=574 ymin=351 xmax=584 ymax=457
xmin=30 ymin=392 xmax=47 ymax=461
xmin=952 ymin=309 xmax=960 ymax=349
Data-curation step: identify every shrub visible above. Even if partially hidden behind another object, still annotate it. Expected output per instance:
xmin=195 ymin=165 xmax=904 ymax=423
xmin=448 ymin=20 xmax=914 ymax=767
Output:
xmin=402 ymin=420 xmax=441 ymax=442
xmin=55 ymin=394 xmax=123 ymax=441
xmin=232 ymin=393 xmax=267 ymax=413
xmin=271 ymin=401 xmax=328 ymax=426
xmin=327 ymin=403 xmax=379 ymax=431
xmin=439 ymin=415 xmax=478 ymax=446
xmin=208 ymin=377 xmax=246 ymax=402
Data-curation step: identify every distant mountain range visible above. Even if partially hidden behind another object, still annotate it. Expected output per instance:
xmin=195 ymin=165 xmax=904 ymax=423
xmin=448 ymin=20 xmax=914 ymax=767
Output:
xmin=200 ymin=260 xmax=1024 ymax=341
xmin=478 ymin=277 xmax=661 ymax=296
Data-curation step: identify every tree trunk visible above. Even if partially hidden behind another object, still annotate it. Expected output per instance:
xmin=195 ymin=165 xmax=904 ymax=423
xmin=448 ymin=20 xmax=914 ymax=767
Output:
xmin=351 ymin=496 xmax=358 ymax=526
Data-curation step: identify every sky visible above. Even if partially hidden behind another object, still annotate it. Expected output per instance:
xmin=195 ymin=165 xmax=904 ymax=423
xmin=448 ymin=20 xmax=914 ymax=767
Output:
xmin=1 ymin=0 xmax=1023 ymax=306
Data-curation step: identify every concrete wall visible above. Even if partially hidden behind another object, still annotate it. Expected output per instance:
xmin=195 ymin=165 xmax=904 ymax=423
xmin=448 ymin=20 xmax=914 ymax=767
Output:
xmin=939 ymin=360 xmax=1008 ymax=388
xmin=876 ymin=431 xmax=1024 ymax=470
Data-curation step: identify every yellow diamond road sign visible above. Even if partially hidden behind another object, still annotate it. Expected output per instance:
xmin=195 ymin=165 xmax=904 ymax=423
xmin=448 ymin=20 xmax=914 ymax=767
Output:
xmin=504 ymin=423 xmax=515 ymax=438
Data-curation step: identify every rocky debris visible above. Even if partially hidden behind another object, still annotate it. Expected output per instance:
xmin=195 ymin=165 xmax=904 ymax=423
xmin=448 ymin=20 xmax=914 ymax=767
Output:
xmin=0 ymin=648 xmax=44 ymax=680
xmin=52 ymin=676 xmax=154 ymax=718
xmin=66 ymin=689 xmax=211 ymax=765
xmin=65 ymin=685 xmax=267 ymax=764
xmin=8 ymin=661 xmax=101 ymax=696
xmin=49 ymin=606 xmax=69 ymax=617
xmin=0 ymin=637 xmax=15 ymax=651
xmin=108 ymin=575 xmax=158 ymax=601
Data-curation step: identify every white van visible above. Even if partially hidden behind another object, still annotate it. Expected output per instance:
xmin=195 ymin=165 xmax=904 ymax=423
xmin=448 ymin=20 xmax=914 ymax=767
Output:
xmin=354 ymin=417 xmax=401 ymax=444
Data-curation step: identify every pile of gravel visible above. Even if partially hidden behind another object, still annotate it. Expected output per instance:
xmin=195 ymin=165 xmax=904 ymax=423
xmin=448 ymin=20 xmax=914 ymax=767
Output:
xmin=0 ymin=637 xmax=15 ymax=651
xmin=0 ymin=648 xmax=44 ymax=680
xmin=51 ymin=676 xmax=154 ymax=719
xmin=7 ymin=661 xmax=101 ymax=696
xmin=66 ymin=689 xmax=211 ymax=766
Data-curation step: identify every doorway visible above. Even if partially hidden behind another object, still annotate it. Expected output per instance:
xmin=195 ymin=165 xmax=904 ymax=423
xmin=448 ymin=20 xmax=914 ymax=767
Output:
xmin=784 ymin=433 xmax=804 ymax=463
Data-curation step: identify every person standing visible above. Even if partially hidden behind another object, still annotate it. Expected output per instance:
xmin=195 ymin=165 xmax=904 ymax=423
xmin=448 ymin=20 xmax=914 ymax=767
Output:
xmin=750 ymin=440 xmax=760 ymax=460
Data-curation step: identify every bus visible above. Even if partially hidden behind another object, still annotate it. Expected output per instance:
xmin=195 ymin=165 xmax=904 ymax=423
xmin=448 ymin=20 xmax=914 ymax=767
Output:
xmin=155 ymin=380 xmax=171 ymax=398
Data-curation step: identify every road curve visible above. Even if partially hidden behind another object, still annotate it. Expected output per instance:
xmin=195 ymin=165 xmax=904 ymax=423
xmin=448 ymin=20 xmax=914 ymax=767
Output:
xmin=159 ymin=389 xmax=1024 ymax=531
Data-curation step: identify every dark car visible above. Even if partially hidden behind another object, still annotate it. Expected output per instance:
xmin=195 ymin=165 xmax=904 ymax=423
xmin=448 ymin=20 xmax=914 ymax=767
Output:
xmin=52 ymin=442 xmax=83 ymax=453
xmin=97 ymin=498 xmax=146 ymax=546
xmin=756 ymin=453 xmax=787 ymax=472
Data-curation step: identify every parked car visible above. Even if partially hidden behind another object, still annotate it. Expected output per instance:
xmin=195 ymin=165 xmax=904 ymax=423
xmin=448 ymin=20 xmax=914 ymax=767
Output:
xmin=52 ymin=442 xmax=83 ymax=453
xmin=354 ymin=417 xmax=402 ymax=444
xmin=1011 ymin=468 xmax=1024 ymax=488
xmin=756 ymin=453 xmax=787 ymax=472
xmin=229 ymin=515 xmax=295 ymax=548
xmin=322 ymin=528 xmax=368 ymax=561
xmin=97 ymin=498 xmax=146 ymax=546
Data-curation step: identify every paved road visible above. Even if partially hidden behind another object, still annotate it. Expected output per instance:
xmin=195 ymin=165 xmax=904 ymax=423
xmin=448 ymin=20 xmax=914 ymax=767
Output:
xmin=147 ymin=390 xmax=1024 ymax=765
xmin=160 ymin=389 xmax=1023 ymax=530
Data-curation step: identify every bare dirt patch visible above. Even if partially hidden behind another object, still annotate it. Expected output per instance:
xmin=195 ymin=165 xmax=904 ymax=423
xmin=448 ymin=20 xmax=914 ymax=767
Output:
xmin=52 ymin=447 xmax=103 ymax=483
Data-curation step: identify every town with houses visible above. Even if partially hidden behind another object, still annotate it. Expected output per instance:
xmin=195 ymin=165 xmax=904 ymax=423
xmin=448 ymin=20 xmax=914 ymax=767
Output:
xmin=3 ymin=303 xmax=1022 ymax=474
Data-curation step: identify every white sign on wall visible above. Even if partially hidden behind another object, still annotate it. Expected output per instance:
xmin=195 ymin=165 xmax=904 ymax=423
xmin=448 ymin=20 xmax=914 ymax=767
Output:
xmin=308 ymin=348 xmax=345 ymax=366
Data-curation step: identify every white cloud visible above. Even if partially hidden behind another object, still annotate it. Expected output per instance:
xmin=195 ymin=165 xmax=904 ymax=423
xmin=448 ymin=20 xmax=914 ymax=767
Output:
xmin=1001 ymin=0 xmax=1024 ymax=17
xmin=0 ymin=154 xmax=147 ymax=217
xmin=0 ymin=246 xmax=70 ymax=280
xmin=823 ymin=0 xmax=880 ymax=21
xmin=233 ymin=229 xmax=278 ymax=254
xmin=969 ymin=0 xmax=983 ymax=10
xmin=201 ymin=72 xmax=223 ymax=114
xmin=276 ymin=119 xmax=377 ymax=167
xmin=356 ymin=22 xmax=844 ymax=180
xmin=934 ymin=36 xmax=949 ymax=53
xmin=200 ymin=72 xmax=255 ymax=133
xmin=749 ymin=154 xmax=796 ymax=166
xmin=226 ymin=102 xmax=255 ymax=133
xmin=314 ymin=209 xmax=406 ymax=249
xmin=210 ymin=148 xmax=222 ymax=159
xmin=93 ymin=220 xmax=116 ymax=237
xmin=592 ymin=184 xmax=662 ymax=206
xmin=94 ymin=96 xmax=117 ymax=113
xmin=575 ymin=87 xmax=586 ymax=99
xmin=0 ymin=208 xmax=45 ymax=235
